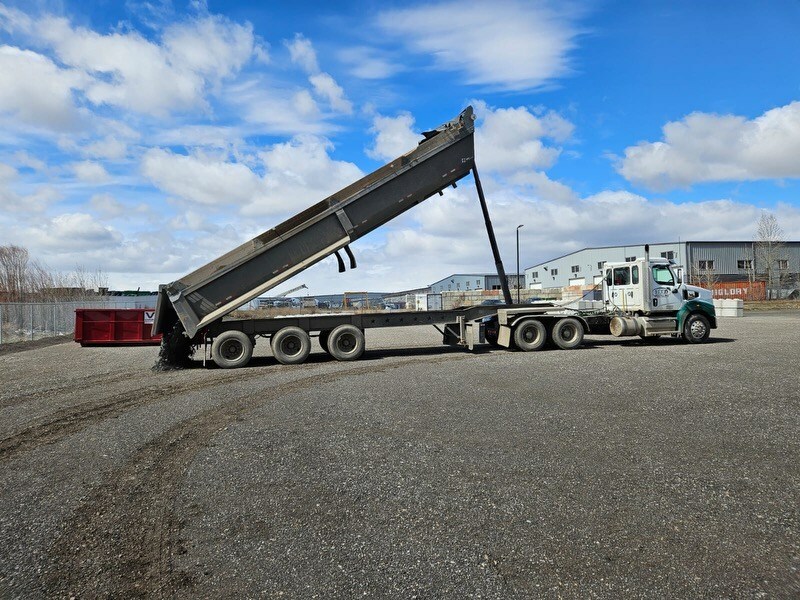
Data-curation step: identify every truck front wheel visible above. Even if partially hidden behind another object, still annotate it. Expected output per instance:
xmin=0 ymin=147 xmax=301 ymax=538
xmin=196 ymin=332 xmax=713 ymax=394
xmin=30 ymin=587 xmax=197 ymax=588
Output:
xmin=327 ymin=324 xmax=365 ymax=361
xmin=552 ymin=317 xmax=584 ymax=350
xmin=271 ymin=326 xmax=312 ymax=364
xmin=683 ymin=313 xmax=710 ymax=343
xmin=211 ymin=330 xmax=254 ymax=369
xmin=513 ymin=319 xmax=547 ymax=351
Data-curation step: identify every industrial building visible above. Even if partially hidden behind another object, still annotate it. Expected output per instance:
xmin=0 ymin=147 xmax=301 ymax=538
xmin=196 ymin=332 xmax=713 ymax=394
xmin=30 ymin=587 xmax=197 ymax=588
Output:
xmin=525 ymin=241 xmax=800 ymax=296
xmin=429 ymin=273 xmax=524 ymax=294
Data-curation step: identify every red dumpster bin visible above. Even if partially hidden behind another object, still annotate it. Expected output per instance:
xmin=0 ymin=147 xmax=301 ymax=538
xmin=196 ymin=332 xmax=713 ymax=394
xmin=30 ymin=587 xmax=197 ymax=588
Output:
xmin=74 ymin=308 xmax=162 ymax=346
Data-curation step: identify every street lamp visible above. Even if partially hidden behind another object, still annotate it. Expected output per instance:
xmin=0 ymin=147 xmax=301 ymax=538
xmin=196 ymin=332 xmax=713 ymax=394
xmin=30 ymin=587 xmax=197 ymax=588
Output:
xmin=516 ymin=224 xmax=525 ymax=304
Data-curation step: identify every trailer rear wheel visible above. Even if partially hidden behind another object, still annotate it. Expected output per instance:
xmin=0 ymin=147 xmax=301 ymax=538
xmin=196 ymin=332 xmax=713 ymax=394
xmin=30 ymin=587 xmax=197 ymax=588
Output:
xmin=271 ymin=326 xmax=311 ymax=364
xmin=683 ymin=313 xmax=710 ymax=343
xmin=513 ymin=319 xmax=547 ymax=351
xmin=211 ymin=330 xmax=254 ymax=369
xmin=552 ymin=317 xmax=584 ymax=350
xmin=327 ymin=324 xmax=365 ymax=361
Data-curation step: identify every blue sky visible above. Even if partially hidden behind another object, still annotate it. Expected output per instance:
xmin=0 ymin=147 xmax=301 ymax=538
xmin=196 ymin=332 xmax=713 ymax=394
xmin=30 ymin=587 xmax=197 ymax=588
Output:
xmin=1 ymin=0 xmax=799 ymax=293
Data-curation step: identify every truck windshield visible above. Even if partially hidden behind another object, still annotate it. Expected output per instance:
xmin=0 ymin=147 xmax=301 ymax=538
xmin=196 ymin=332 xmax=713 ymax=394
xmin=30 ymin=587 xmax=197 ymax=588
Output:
xmin=652 ymin=265 xmax=674 ymax=285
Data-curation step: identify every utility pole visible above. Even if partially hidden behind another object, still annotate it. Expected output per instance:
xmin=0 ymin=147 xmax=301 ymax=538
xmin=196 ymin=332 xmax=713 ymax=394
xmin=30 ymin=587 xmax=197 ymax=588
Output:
xmin=516 ymin=224 xmax=525 ymax=304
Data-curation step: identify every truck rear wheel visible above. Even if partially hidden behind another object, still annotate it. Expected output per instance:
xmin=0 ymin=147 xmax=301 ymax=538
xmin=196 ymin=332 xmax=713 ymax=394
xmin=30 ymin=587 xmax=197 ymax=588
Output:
xmin=513 ymin=319 xmax=547 ymax=351
xmin=271 ymin=326 xmax=311 ymax=364
xmin=327 ymin=324 xmax=365 ymax=361
xmin=683 ymin=313 xmax=710 ymax=343
xmin=552 ymin=317 xmax=584 ymax=350
xmin=211 ymin=330 xmax=254 ymax=369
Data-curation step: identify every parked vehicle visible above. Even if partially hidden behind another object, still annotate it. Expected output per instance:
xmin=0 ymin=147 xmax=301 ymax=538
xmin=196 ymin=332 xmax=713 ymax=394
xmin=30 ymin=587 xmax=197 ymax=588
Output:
xmin=154 ymin=106 xmax=716 ymax=369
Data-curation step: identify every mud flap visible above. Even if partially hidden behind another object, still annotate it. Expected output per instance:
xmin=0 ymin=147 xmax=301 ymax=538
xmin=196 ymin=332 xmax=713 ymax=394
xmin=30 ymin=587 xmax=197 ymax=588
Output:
xmin=498 ymin=324 xmax=512 ymax=348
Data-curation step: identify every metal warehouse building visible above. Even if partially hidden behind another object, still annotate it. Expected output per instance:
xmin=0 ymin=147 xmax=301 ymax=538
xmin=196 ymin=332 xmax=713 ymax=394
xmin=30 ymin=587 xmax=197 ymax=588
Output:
xmin=430 ymin=273 xmax=524 ymax=294
xmin=525 ymin=241 xmax=800 ymax=292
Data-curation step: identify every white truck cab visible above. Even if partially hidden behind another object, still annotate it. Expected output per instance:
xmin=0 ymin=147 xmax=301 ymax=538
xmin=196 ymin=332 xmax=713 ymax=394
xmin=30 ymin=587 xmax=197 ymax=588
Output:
xmin=601 ymin=245 xmax=717 ymax=342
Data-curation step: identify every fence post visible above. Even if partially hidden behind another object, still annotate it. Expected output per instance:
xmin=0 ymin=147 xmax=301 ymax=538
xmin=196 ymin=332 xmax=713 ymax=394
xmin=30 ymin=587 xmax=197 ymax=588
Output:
xmin=30 ymin=304 xmax=34 ymax=341
xmin=0 ymin=304 xmax=3 ymax=345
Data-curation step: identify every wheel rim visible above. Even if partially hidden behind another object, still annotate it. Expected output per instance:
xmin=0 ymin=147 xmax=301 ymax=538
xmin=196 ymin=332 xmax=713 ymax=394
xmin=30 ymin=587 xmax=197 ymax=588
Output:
xmin=336 ymin=333 xmax=357 ymax=353
xmin=522 ymin=325 xmax=541 ymax=344
xmin=221 ymin=340 xmax=243 ymax=360
xmin=560 ymin=324 xmax=576 ymax=341
xmin=280 ymin=336 xmax=303 ymax=356
xmin=690 ymin=319 xmax=707 ymax=339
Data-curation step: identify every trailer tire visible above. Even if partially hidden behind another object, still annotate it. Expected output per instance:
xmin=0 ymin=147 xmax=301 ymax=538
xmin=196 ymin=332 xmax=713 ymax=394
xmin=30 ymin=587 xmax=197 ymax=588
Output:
xmin=327 ymin=324 xmax=365 ymax=361
xmin=318 ymin=330 xmax=331 ymax=355
xmin=211 ymin=330 xmax=254 ymax=369
xmin=683 ymin=313 xmax=710 ymax=343
xmin=271 ymin=326 xmax=311 ymax=364
xmin=552 ymin=317 xmax=584 ymax=350
xmin=513 ymin=319 xmax=547 ymax=351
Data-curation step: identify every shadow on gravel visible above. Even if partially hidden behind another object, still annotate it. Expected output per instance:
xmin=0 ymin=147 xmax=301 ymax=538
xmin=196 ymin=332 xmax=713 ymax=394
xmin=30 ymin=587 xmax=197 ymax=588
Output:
xmin=583 ymin=336 xmax=737 ymax=349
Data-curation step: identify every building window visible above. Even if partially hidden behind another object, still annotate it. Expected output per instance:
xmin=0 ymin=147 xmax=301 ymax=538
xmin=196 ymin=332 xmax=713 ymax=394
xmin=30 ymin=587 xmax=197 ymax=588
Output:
xmin=625 ymin=255 xmax=636 ymax=262
xmin=597 ymin=261 xmax=605 ymax=270
xmin=777 ymin=259 xmax=789 ymax=270
xmin=551 ymin=268 xmax=558 ymax=276
xmin=531 ymin=271 xmax=538 ymax=279
xmin=456 ymin=283 xmax=461 ymax=290
xmin=571 ymin=265 xmax=580 ymax=273
xmin=737 ymin=259 xmax=753 ymax=270
xmin=698 ymin=260 xmax=714 ymax=270
xmin=660 ymin=251 xmax=675 ymax=260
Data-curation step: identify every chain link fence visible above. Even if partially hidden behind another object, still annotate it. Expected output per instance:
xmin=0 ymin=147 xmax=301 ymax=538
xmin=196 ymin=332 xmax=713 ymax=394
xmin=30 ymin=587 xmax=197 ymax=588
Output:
xmin=0 ymin=298 xmax=158 ymax=344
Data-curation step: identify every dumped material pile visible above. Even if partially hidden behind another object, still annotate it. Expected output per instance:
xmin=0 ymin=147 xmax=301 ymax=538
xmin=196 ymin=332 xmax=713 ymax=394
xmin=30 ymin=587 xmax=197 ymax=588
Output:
xmin=152 ymin=323 xmax=194 ymax=370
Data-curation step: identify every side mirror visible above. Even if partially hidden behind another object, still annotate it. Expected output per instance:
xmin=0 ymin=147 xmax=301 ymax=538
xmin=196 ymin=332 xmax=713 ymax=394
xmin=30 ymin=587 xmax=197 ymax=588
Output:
xmin=676 ymin=268 xmax=683 ymax=285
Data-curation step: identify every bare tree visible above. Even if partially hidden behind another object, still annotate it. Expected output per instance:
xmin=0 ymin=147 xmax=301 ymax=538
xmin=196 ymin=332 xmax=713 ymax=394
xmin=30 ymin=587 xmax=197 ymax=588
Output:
xmin=0 ymin=245 xmax=54 ymax=301
xmin=754 ymin=212 xmax=787 ymax=300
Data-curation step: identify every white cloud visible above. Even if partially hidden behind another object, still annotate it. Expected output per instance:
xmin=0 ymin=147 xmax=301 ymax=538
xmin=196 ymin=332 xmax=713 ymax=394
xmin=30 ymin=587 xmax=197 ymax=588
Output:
xmin=23 ymin=213 xmax=122 ymax=251
xmin=72 ymin=160 xmax=111 ymax=183
xmin=247 ymin=134 xmax=363 ymax=216
xmin=339 ymin=46 xmax=402 ymax=80
xmin=284 ymin=34 xmax=352 ymax=114
xmin=285 ymin=33 xmax=318 ymax=74
xmin=309 ymin=73 xmax=353 ymax=114
xmin=89 ymin=193 xmax=126 ymax=218
xmin=141 ymin=148 xmax=265 ymax=207
xmin=617 ymin=101 xmax=800 ymax=190
xmin=25 ymin=13 xmax=261 ymax=117
xmin=377 ymin=0 xmax=583 ymax=91
xmin=0 ymin=45 xmax=86 ymax=131
xmin=474 ymin=102 xmax=573 ymax=173
xmin=366 ymin=112 xmax=420 ymax=161
xmin=81 ymin=136 xmax=128 ymax=160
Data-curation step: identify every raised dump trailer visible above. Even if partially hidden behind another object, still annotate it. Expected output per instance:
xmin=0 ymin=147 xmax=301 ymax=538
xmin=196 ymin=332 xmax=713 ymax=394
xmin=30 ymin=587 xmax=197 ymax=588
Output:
xmin=154 ymin=107 xmax=716 ymax=369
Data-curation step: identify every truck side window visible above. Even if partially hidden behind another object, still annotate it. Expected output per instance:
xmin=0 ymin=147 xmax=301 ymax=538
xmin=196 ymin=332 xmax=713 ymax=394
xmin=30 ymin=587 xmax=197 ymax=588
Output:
xmin=652 ymin=266 xmax=674 ymax=285
xmin=605 ymin=269 xmax=612 ymax=286
xmin=632 ymin=266 xmax=639 ymax=284
xmin=613 ymin=267 xmax=630 ymax=286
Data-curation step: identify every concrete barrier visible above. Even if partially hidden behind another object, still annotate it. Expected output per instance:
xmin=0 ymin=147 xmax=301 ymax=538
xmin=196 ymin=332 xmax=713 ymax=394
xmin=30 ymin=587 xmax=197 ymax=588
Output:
xmin=713 ymin=298 xmax=744 ymax=317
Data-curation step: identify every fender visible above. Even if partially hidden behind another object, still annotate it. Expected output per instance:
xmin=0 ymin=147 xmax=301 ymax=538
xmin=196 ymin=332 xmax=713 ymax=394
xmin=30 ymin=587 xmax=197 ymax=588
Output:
xmin=677 ymin=299 xmax=717 ymax=331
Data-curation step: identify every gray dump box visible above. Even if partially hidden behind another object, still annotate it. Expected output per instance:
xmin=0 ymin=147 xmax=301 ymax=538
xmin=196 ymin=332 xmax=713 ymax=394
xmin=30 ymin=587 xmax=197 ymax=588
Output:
xmin=154 ymin=107 xmax=477 ymax=338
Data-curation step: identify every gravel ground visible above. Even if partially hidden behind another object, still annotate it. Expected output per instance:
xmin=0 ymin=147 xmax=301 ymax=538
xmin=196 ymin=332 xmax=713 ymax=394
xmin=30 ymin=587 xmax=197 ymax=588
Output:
xmin=0 ymin=314 xmax=798 ymax=598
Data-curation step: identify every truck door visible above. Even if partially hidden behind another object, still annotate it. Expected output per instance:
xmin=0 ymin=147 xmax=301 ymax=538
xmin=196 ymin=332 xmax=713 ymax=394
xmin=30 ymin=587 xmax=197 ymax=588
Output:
xmin=650 ymin=264 xmax=682 ymax=311
xmin=605 ymin=266 xmax=644 ymax=311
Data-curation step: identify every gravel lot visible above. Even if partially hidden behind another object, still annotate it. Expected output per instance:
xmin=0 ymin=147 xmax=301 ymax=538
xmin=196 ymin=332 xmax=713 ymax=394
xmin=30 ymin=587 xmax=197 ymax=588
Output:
xmin=0 ymin=314 xmax=798 ymax=598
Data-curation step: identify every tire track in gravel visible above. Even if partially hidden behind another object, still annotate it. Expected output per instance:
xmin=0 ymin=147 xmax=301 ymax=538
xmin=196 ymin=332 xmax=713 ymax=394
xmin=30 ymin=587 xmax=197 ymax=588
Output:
xmin=44 ymin=353 xmax=469 ymax=599
xmin=0 ymin=371 xmax=143 ymax=409
xmin=0 ymin=364 xmax=297 ymax=462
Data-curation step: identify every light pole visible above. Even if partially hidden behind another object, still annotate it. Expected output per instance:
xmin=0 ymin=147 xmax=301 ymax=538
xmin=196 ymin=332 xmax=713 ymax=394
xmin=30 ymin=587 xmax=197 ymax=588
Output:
xmin=516 ymin=224 xmax=524 ymax=304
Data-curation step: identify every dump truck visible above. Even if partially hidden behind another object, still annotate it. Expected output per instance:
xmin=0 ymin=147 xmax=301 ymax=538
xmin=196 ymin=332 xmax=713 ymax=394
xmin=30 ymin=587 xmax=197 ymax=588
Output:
xmin=153 ymin=106 xmax=716 ymax=369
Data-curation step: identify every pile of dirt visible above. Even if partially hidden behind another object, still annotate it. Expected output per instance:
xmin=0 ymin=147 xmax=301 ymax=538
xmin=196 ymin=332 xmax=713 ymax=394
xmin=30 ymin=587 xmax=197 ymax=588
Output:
xmin=152 ymin=322 xmax=195 ymax=370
